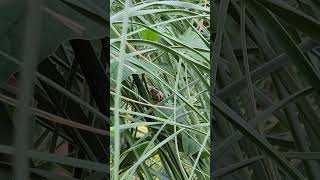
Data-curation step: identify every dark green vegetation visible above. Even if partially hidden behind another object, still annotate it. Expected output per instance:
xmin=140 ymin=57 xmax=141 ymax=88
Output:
xmin=212 ymin=0 xmax=320 ymax=180
xmin=111 ymin=0 xmax=210 ymax=179
xmin=0 ymin=0 xmax=108 ymax=179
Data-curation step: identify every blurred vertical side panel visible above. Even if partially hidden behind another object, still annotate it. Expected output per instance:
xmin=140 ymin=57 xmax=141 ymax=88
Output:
xmin=211 ymin=0 xmax=320 ymax=180
xmin=0 ymin=0 xmax=109 ymax=179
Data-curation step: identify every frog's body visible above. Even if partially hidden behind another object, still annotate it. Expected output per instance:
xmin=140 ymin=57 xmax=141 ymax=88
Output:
xmin=147 ymin=85 xmax=164 ymax=103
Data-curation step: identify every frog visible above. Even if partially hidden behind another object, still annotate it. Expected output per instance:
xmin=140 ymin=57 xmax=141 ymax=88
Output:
xmin=147 ymin=85 xmax=164 ymax=103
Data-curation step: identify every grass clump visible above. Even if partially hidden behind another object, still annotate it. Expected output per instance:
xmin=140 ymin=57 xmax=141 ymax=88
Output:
xmin=110 ymin=0 xmax=210 ymax=179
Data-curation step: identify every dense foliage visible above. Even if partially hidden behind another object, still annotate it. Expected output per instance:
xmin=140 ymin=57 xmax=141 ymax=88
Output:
xmin=110 ymin=0 xmax=210 ymax=179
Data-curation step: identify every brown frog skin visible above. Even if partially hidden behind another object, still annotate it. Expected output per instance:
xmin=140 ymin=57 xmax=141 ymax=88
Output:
xmin=147 ymin=86 xmax=164 ymax=103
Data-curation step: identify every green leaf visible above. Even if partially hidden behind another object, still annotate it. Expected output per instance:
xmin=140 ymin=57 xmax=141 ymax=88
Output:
xmin=179 ymin=28 xmax=207 ymax=49
xmin=139 ymin=28 xmax=160 ymax=42
xmin=181 ymin=132 xmax=200 ymax=156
